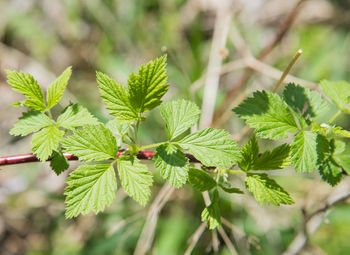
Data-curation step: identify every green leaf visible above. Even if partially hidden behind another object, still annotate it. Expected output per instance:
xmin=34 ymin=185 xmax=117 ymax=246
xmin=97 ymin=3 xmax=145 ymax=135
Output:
xmin=160 ymin=99 xmax=200 ymax=141
xmin=335 ymin=154 xmax=350 ymax=175
xmin=62 ymin=124 xmax=118 ymax=162
xmin=283 ymin=83 xmax=330 ymax=120
xmin=117 ymin=157 xmax=153 ymax=206
xmin=233 ymin=90 xmax=299 ymax=140
xmin=6 ymin=70 xmax=46 ymax=111
xmin=50 ymin=150 xmax=69 ymax=175
xmin=245 ymin=173 xmax=294 ymax=206
xmin=154 ymin=144 xmax=189 ymax=188
xmin=201 ymin=190 xmax=221 ymax=229
xmin=96 ymin=72 xmax=138 ymax=123
xmin=188 ymin=167 xmax=217 ymax=191
xmin=312 ymin=123 xmax=350 ymax=138
xmin=31 ymin=126 xmax=65 ymax=162
xmin=253 ymin=144 xmax=291 ymax=170
xmin=46 ymin=66 xmax=72 ymax=109
xmin=57 ymin=104 xmax=99 ymax=130
xmin=128 ymin=55 xmax=169 ymax=113
xmin=10 ymin=110 xmax=53 ymax=136
xmin=238 ymin=136 xmax=259 ymax=171
xmin=320 ymin=80 xmax=350 ymax=114
xmin=291 ymin=131 xmax=318 ymax=173
xmin=218 ymin=183 xmax=244 ymax=194
xmin=177 ymin=128 xmax=241 ymax=168
xmin=106 ymin=119 xmax=129 ymax=147
xmin=65 ymin=164 xmax=117 ymax=218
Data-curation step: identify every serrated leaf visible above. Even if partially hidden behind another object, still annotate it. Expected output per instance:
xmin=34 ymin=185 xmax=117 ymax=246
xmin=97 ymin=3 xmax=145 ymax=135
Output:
xmin=233 ymin=90 xmax=299 ymax=140
xmin=65 ymin=164 xmax=117 ymax=218
xmin=154 ymin=143 xmax=189 ymax=188
xmin=245 ymin=173 xmax=294 ymax=206
xmin=239 ymin=136 xmax=259 ymax=171
xmin=312 ymin=123 xmax=350 ymax=138
xmin=46 ymin=66 xmax=72 ymax=109
xmin=106 ymin=119 xmax=129 ymax=147
xmin=218 ymin=183 xmax=244 ymax=194
xmin=31 ymin=126 xmax=65 ymax=162
xmin=160 ymin=99 xmax=200 ymax=141
xmin=320 ymin=80 xmax=350 ymax=114
xmin=128 ymin=55 xmax=169 ymax=113
xmin=62 ymin=124 xmax=118 ymax=162
xmin=201 ymin=190 xmax=221 ymax=229
xmin=283 ymin=83 xmax=330 ymax=120
xmin=97 ymin=72 xmax=138 ymax=123
xmin=6 ymin=70 xmax=46 ymax=111
xmin=50 ymin=150 xmax=69 ymax=175
xmin=57 ymin=104 xmax=99 ymax=130
xmin=176 ymin=127 xmax=240 ymax=168
xmin=188 ymin=167 xmax=217 ymax=191
xmin=117 ymin=157 xmax=153 ymax=206
xmin=291 ymin=131 xmax=318 ymax=173
xmin=253 ymin=144 xmax=291 ymax=170
xmin=10 ymin=110 xmax=53 ymax=136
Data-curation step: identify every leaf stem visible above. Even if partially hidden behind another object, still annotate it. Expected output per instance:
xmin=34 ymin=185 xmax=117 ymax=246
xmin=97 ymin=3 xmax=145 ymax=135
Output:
xmin=227 ymin=170 xmax=245 ymax=174
xmin=329 ymin=110 xmax=341 ymax=124
xmin=272 ymin=49 xmax=303 ymax=93
xmin=139 ymin=142 xmax=166 ymax=150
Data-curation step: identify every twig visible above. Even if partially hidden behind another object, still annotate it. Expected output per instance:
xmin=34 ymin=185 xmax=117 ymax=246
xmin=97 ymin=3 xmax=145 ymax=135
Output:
xmin=218 ymin=227 xmax=238 ymax=255
xmin=134 ymin=184 xmax=175 ymax=255
xmin=184 ymin=222 xmax=207 ymax=255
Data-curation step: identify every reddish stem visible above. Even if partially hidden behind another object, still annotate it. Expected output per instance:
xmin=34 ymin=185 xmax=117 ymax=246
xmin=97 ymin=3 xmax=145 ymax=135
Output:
xmin=0 ymin=151 xmax=200 ymax=166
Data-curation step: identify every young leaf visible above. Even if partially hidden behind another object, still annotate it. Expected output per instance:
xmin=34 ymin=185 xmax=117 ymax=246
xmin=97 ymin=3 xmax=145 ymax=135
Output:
xmin=312 ymin=123 xmax=350 ymax=138
xmin=31 ymin=126 xmax=65 ymax=161
xmin=291 ymin=131 xmax=318 ymax=173
xmin=46 ymin=66 xmax=72 ymax=109
xmin=6 ymin=70 xmax=46 ymax=111
xmin=253 ymin=144 xmax=291 ymax=171
xmin=57 ymin=104 xmax=99 ymax=130
xmin=154 ymin=143 xmax=189 ymax=188
xmin=65 ymin=164 xmax=117 ymax=219
xmin=233 ymin=90 xmax=300 ymax=140
xmin=10 ymin=110 xmax=53 ymax=136
xmin=117 ymin=157 xmax=153 ymax=206
xmin=96 ymin=72 xmax=138 ymax=123
xmin=50 ymin=150 xmax=69 ymax=175
xmin=106 ymin=119 xmax=129 ymax=147
xmin=160 ymin=99 xmax=200 ymax=141
xmin=238 ymin=135 xmax=259 ymax=171
xmin=62 ymin=124 xmax=118 ymax=162
xmin=283 ymin=83 xmax=330 ymax=120
xmin=177 ymin=128 xmax=241 ymax=168
xmin=201 ymin=190 xmax=221 ymax=229
xmin=128 ymin=55 xmax=169 ymax=113
xmin=320 ymin=80 xmax=350 ymax=114
xmin=188 ymin=167 xmax=217 ymax=192
xmin=245 ymin=173 xmax=294 ymax=206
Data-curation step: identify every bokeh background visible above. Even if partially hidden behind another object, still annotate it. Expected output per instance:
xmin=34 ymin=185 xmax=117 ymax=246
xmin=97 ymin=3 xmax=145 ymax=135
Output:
xmin=0 ymin=0 xmax=350 ymax=254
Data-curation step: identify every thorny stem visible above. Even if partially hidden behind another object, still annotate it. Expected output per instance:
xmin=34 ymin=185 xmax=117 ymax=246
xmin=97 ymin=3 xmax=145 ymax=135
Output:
xmin=272 ymin=49 xmax=303 ymax=93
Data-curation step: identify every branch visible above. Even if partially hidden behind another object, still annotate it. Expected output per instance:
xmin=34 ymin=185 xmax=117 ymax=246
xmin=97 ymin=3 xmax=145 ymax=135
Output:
xmin=0 ymin=151 xmax=200 ymax=166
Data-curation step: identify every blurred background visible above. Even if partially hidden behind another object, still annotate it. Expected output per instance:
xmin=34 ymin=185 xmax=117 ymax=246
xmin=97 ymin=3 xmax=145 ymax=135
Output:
xmin=0 ymin=0 xmax=350 ymax=254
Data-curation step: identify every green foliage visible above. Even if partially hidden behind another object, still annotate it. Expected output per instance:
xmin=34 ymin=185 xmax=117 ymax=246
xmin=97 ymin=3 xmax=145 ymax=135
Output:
xmin=245 ymin=174 xmax=294 ymax=206
xmin=233 ymin=90 xmax=300 ymax=140
xmin=65 ymin=164 xmax=117 ymax=219
xmin=117 ymin=157 xmax=153 ymax=206
xmin=7 ymin=56 xmax=350 ymax=226
xmin=154 ymin=143 xmax=189 ymax=188
xmin=320 ymin=80 xmax=350 ymax=114
xmin=46 ymin=66 xmax=72 ymax=109
xmin=62 ymin=124 xmax=118 ymax=162
xmin=188 ymin=167 xmax=217 ymax=191
xmin=6 ymin=70 xmax=46 ymax=111
xmin=160 ymin=99 xmax=200 ymax=141
xmin=176 ymin=128 xmax=241 ymax=168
